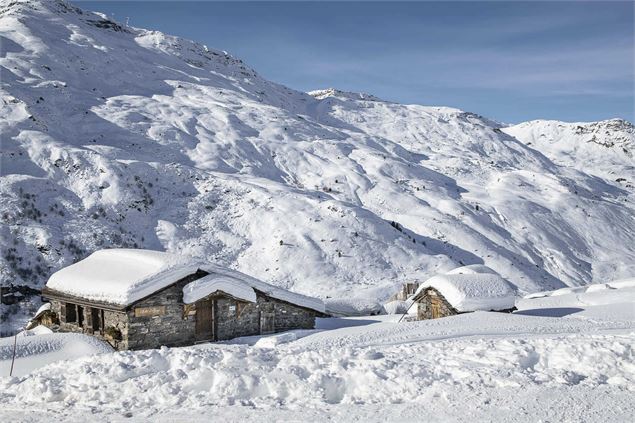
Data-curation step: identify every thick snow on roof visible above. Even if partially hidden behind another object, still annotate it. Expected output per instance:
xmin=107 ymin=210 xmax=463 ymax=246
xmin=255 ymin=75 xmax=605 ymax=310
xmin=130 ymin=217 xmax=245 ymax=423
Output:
xmin=46 ymin=249 xmax=325 ymax=312
xmin=197 ymin=264 xmax=325 ymax=313
xmin=414 ymin=266 xmax=517 ymax=312
xmin=46 ymin=249 xmax=199 ymax=306
xmin=182 ymin=274 xmax=257 ymax=304
xmin=32 ymin=302 xmax=51 ymax=320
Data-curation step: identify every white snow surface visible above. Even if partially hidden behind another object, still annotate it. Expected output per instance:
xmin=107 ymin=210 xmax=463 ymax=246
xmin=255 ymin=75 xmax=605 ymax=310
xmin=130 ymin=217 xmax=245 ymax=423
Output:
xmin=46 ymin=249 xmax=199 ymax=305
xmin=414 ymin=267 xmax=517 ymax=312
xmin=446 ymin=263 xmax=497 ymax=275
xmin=503 ymin=119 xmax=634 ymax=182
xmin=517 ymin=277 xmax=635 ymax=310
xmin=1 ymin=0 xmax=634 ymax=327
xmin=0 ymin=332 xmax=112 ymax=377
xmin=182 ymin=273 xmax=257 ymax=304
xmin=1 ymin=285 xmax=634 ymax=422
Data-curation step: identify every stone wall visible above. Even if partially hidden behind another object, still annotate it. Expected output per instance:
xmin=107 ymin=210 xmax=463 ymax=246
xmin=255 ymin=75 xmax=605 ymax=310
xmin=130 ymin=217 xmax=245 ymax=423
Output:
xmin=416 ymin=288 xmax=458 ymax=320
xmin=270 ymin=296 xmax=317 ymax=332
xmin=215 ymin=296 xmax=260 ymax=340
xmin=125 ymin=276 xmax=200 ymax=350
xmin=47 ymin=300 xmax=128 ymax=349
xmin=214 ymin=292 xmax=318 ymax=341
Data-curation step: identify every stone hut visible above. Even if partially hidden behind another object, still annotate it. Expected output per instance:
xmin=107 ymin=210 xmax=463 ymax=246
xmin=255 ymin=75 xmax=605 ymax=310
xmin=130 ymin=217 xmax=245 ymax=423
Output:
xmin=39 ymin=249 xmax=326 ymax=350
xmin=412 ymin=265 xmax=517 ymax=320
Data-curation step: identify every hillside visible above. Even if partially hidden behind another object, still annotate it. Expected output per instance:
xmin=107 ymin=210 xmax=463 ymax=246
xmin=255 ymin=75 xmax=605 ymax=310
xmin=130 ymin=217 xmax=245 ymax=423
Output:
xmin=1 ymin=0 xmax=634 ymax=326
xmin=503 ymin=119 xmax=634 ymax=183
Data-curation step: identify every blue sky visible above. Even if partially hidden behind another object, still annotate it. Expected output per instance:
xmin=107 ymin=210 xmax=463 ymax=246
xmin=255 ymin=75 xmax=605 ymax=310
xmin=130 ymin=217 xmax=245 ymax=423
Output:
xmin=77 ymin=1 xmax=634 ymax=123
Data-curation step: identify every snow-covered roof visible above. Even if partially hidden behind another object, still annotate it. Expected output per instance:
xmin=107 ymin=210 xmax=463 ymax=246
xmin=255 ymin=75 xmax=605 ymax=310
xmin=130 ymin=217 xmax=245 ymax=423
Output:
xmin=45 ymin=249 xmax=325 ymax=313
xmin=46 ymin=249 xmax=199 ymax=306
xmin=32 ymin=303 xmax=51 ymax=320
xmin=182 ymin=274 xmax=257 ymax=304
xmin=414 ymin=266 xmax=517 ymax=312
xmin=195 ymin=264 xmax=326 ymax=313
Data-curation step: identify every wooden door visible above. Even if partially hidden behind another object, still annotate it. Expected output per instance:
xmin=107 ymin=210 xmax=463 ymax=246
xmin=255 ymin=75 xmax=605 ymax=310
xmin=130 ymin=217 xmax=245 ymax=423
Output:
xmin=196 ymin=299 xmax=215 ymax=341
xmin=431 ymin=297 xmax=441 ymax=319
xmin=260 ymin=303 xmax=275 ymax=334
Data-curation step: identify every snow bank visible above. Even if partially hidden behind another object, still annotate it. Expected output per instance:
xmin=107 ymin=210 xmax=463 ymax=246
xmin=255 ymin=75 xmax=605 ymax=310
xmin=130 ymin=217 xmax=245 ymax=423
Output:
xmin=607 ymin=277 xmax=635 ymax=290
xmin=382 ymin=300 xmax=410 ymax=315
xmin=18 ymin=326 xmax=52 ymax=337
xmin=0 ymin=332 xmax=112 ymax=377
xmin=325 ymin=298 xmax=384 ymax=317
xmin=182 ymin=274 xmax=257 ymax=304
xmin=517 ymin=278 xmax=635 ymax=311
xmin=414 ymin=267 xmax=517 ymax=312
xmin=254 ymin=332 xmax=297 ymax=348
xmin=1 ymin=332 xmax=632 ymax=411
xmin=46 ymin=249 xmax=199 ymax=306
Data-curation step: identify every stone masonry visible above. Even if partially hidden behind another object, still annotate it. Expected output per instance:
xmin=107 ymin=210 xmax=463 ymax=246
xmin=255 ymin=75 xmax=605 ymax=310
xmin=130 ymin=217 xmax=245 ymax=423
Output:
xmin=416 ymin=287 xmax=458 ymax=320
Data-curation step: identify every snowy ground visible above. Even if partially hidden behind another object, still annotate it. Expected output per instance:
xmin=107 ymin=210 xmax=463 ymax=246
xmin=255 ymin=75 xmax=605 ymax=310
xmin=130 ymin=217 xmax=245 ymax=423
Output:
xmin=1 ymin=285 xmax=633 ymax=422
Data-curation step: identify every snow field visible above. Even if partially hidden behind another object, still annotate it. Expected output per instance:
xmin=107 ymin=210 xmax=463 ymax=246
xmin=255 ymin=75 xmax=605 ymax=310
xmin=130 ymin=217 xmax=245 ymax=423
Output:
xmin=0 ymin=332 xmax=112 ymax=377
xmin=1 ymin=332 xmax=632 ymax=413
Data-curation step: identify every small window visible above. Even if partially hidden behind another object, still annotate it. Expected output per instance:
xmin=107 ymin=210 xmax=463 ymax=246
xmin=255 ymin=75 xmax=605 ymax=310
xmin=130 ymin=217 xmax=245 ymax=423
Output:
xmin=91 ymin=308 xmax=103 ymax=333
xmin=65 ymin=303 xmax=77 ymax=323
xmin=77 ymin=305 xmax=84 ymax=327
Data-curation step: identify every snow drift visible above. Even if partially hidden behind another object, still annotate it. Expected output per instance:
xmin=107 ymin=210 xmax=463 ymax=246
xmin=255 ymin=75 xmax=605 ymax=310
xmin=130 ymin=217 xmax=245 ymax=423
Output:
xmin=0 ymin=332 xmax=112 ymax=377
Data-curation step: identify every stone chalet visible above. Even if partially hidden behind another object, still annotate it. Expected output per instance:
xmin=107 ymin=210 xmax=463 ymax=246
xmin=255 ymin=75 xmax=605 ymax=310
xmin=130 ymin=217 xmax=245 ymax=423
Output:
xmin=38 ymin=249 xmax=326 ymax=350
xmin=411 ymin=265 xmax=517 ymax=320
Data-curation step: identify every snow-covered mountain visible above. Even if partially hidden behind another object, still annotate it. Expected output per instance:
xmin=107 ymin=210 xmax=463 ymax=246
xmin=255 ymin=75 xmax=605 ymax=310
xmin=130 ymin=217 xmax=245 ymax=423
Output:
xmin=503 ymin=119 xmax=634 ymax=183
xmin=1 ymin=0 xmax=634 ymax=323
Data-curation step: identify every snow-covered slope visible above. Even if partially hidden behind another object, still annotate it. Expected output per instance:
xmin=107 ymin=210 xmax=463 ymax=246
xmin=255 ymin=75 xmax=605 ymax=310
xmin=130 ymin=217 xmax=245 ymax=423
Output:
xmin=503 ymin=119 xmax=634 ymax=183
xmin=1 ymin=0 xmax=634 ymax=325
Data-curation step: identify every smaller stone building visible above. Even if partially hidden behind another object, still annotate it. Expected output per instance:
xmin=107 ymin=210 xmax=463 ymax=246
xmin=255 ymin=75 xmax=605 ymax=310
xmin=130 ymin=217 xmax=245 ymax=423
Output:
xmin=38 ymin=249 xmax=326 ymax=350
xmin=412 ymin=265 xmax=517 ymax=320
